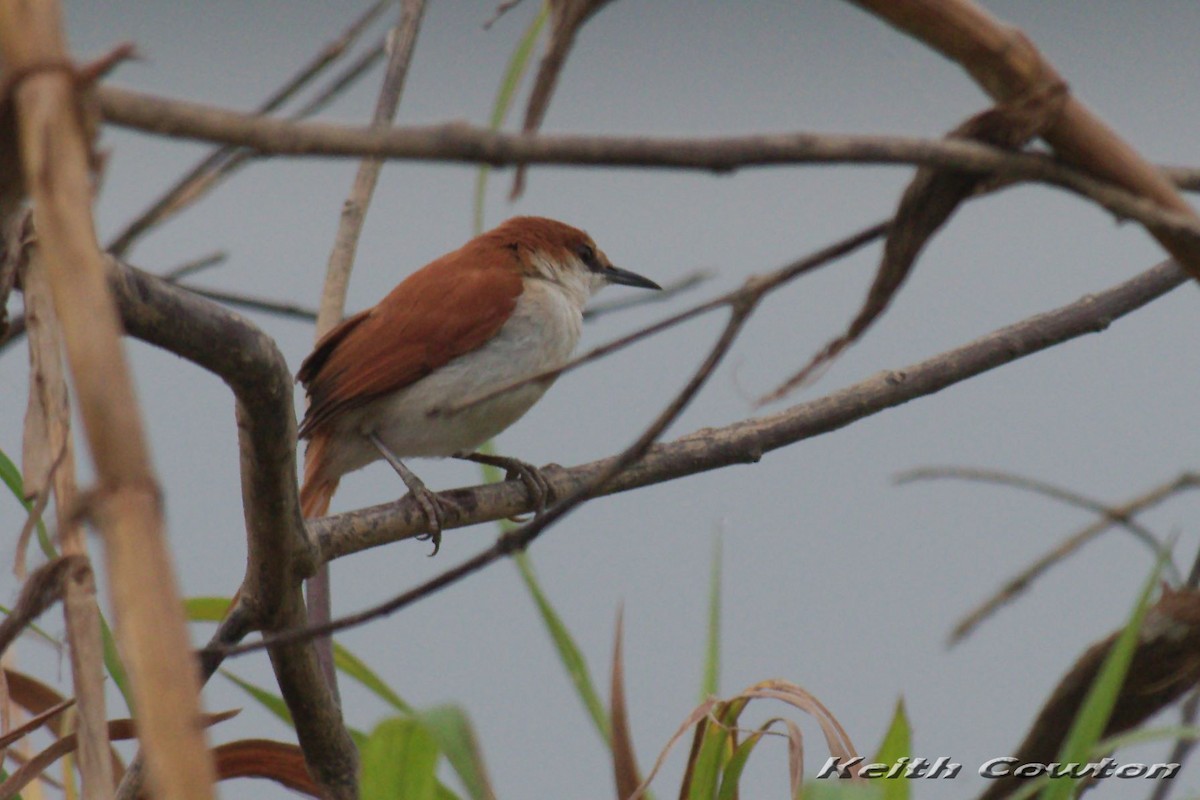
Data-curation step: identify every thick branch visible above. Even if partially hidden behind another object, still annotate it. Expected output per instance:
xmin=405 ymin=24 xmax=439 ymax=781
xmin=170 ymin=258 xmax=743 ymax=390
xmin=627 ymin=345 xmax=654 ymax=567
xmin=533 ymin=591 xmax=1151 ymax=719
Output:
xmin=93 ymin=86 xmax=1200 ymax=255
xmin=107 ymin=261 xmax=356 ymax=799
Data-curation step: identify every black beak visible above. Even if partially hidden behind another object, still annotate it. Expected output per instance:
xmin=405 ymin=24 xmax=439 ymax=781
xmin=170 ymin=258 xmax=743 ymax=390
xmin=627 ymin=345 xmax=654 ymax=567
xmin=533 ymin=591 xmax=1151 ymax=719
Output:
xmin=605 ymin=265 xmax=661 ymax=291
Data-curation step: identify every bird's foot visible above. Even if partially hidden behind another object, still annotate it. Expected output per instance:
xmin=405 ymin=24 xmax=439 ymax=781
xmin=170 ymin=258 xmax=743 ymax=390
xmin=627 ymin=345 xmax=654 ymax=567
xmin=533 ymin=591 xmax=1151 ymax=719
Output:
xmin=407 ymin=482 xmax=459 ymax=556
xmin=456 ymin=451 xmax=553 ymax=521
xmin=370 ymin=433 xmax=453 ymax=556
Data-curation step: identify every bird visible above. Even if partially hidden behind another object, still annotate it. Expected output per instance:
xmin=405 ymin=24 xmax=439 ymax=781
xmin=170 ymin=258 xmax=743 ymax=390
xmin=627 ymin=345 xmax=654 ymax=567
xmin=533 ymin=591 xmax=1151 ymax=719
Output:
xmin=296 ymin=216 xmax=662 ymax=550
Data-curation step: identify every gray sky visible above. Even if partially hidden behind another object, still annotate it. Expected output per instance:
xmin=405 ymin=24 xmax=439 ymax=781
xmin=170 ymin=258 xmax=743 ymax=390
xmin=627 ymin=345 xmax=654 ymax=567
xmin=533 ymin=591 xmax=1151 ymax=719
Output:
xmin=4 ymin=2 xmax=1200 ymax=798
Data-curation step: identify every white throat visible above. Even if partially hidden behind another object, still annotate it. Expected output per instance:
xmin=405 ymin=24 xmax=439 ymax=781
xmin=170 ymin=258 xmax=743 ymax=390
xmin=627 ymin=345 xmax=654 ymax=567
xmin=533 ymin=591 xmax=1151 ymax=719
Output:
xmin=527 ymin=251 xmax=606 ymax=311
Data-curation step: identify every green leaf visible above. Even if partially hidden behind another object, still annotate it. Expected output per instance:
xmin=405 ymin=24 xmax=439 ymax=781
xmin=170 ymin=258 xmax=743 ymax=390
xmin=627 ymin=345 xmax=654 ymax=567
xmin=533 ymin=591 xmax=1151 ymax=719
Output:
xmin=715 ymin=728 xmax=765 ymax=800
xmin=220 ymin=669 xmax=294 ymax=728
xmin=870 ymin=699 xmax=910 ymax=800
xmin=419 ymin=705 xmax=496 ymax=800
xmin=0 ymin=446 xmax=55 ymax=559
xmin=1040 ymin=552 xmax=1169 ymax=800
xmin=184 ymin=595 xmax=231 ymax=622
xmin=687 ymin=721 xmax=728 ymax=800
xmin=0 ymin=444 xmax=134 ymax=712
xmin=514 ymin=551 xmax=611 ymax=745
xmin=360 ymin=716 xmax=440 ymax=800
xmin=700 ymin=535 xmax=721 ymax=701
xmin=0 ymin=765 xmax=22 ymax=800
xmin=335 ymin=642 xmax=414 ymax=715
xmin=99 ymin=614 xmax=133 ymax=712
xmin=688 ymin=702 xmax=742 ymax=800
xmin=472 ymin=1 xmax=549 ymax=233
xmin=1095 ymin=724 xmax=1200 ymax=754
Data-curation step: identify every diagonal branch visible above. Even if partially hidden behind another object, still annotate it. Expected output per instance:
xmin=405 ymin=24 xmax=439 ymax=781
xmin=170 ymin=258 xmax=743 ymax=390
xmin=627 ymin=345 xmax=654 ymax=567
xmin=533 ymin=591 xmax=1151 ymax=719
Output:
xmin=920 ymin=470 xmax=1200 ymax=645
xmin=896 ymin=466 xmax=1186 ymax=582
xmin=306 ymin=256 xmax=1188 ymax=568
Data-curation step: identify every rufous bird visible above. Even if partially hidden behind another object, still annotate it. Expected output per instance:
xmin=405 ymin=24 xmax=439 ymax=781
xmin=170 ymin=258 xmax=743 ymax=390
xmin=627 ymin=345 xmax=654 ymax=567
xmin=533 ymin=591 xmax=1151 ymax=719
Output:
xmin=296 ymin=216 xmax=661 ymax=551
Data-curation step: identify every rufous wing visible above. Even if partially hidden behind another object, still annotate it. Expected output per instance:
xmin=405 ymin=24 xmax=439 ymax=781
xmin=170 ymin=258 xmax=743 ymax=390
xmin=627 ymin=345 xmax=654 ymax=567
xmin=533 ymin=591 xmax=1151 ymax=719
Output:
xmin=298 ymin=247 xmax=524 ymax=439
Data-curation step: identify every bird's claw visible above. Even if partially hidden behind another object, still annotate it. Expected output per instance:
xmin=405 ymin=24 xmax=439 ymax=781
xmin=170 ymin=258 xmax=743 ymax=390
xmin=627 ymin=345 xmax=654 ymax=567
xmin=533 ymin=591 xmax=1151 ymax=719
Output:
xmin=408 ymin=485 xmax=447 ymax=556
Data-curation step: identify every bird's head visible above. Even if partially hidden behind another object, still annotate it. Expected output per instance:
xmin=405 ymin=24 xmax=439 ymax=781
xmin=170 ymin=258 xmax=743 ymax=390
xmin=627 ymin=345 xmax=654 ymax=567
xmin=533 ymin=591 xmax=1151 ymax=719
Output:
xmin=486 ymin=216 xmax=661 ymax=306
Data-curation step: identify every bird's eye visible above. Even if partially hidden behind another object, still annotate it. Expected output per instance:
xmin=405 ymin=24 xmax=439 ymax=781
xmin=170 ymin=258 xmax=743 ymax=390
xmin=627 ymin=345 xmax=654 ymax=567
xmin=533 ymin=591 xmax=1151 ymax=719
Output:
xmin=575 ymin=242 xmax=601 ymax=272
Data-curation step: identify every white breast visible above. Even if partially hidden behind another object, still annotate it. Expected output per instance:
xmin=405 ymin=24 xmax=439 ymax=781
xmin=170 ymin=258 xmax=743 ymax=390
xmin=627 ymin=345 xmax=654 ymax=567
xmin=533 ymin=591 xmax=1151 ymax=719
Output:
xmin=321 ymin=278 xmax=585 ymax=480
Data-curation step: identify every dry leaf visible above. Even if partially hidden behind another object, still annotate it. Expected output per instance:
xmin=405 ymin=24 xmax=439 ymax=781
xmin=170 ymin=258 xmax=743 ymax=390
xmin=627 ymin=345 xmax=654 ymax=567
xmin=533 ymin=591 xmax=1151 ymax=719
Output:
xmin=760 ymin=81 xmax=1068 ymax=404
xmin=609 ymin=607 xmax=642 ymax=799
xmin=979 ymin=586 xmax=1200 ymax=800
xmin=212 ymin=738 xmax=323 ymax=797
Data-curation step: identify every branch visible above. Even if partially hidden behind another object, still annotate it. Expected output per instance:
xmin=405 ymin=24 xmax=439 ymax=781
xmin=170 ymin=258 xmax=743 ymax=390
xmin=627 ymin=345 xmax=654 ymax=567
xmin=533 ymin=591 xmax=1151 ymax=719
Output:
xmin=305 ymin=0 xmax=426 ymax=726
xmin=94 ymin=85 xmax=1200 ymax=257
xmin=84 ymin=85 xmax=1137 ymax=175
xmin=176 ymin=285 xmax=318 ymax=322
xmin=89 ymin=83 xmax=1200 ymax=192
xmin=896 ymin=466 xmax=1185 ymax=582
xmin=846 ymin=0 xmax=1200 ymax=282
xmin=926 ymin=471 xmax=1200 ymax=645
xmin=307 ymin=256 xmax=1187 ymax=568
xmin=106 ymin=260 xmax=357 ymax=799
xmin=316 ymin=0 xmax=426 ymax=330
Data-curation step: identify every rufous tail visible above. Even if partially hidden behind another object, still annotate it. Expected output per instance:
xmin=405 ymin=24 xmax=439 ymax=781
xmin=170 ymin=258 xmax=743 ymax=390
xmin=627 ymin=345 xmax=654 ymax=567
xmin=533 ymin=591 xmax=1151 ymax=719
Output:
xmin=300 ymin=432 xmax=339 ymax=518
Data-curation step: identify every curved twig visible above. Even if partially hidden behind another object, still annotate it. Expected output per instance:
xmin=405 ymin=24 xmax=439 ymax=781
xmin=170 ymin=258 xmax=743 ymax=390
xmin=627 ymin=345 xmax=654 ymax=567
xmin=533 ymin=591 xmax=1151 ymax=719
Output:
xmin=896 ymin=466 xmax=1184 ymax=582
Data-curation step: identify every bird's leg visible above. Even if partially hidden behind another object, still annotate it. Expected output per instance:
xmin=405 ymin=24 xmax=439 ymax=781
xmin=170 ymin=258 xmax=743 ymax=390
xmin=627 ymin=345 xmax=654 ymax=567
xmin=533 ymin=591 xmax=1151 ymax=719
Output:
xmin=455 ymin=451 xmax=552 ymax=520
xmin=369 ymin=433 xmax=455 ymax=556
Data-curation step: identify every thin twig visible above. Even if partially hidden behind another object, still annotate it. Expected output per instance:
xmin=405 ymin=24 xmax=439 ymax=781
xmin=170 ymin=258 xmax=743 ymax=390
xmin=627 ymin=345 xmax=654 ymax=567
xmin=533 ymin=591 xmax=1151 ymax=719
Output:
xmin=896 ymin=466 xmax=1185 ymax=583
xmin=305 ymin=0 xmax=427 ymax=708
xmin=105 ymin=1 xmax=388 ymax=256
xmin=160 ymin=250 xmax=227 ymax=281
xmin=483 ymin=0 xmax=528 ymax=30
xmin=932 ymin=471 xmax=1200 ymax=645
xmin=180 ymin=286 xmax=317 ymax=323
xmin=315 ymin=0 xmax=426 ymax=332
xmin=92 ymin=85 xmax=1200 ymax=226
